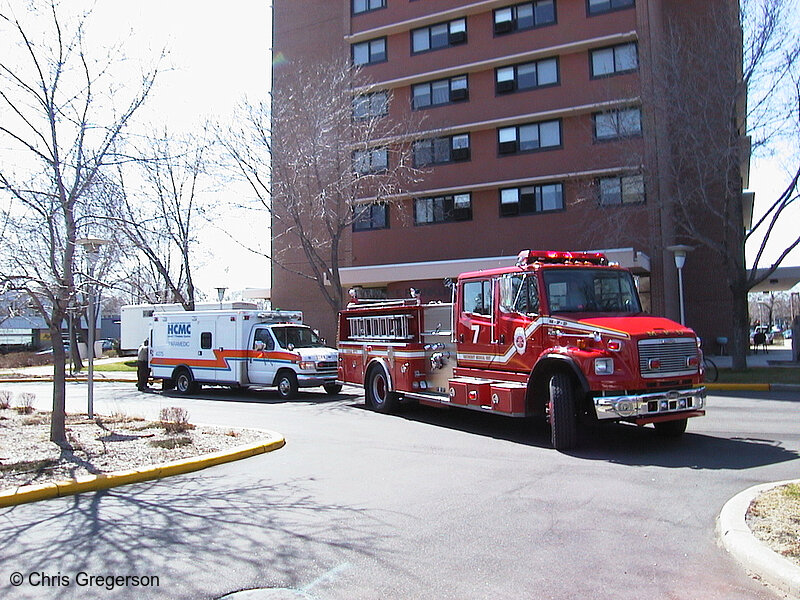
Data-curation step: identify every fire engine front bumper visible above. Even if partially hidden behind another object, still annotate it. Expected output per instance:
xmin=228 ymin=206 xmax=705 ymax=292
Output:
xmin=593 ymin=387 xmax=706 ymax=421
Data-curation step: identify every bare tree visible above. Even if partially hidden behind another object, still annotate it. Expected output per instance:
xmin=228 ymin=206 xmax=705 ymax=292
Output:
xmin=220 ymin=59 xmax=422 ymax=324
xmin=114 ymin=127 xmax=213 ymax=310
xmin=0 ymin=0 xmax=158 ymax=445
xmin=649 ymin=0 xmax=799 ymax=369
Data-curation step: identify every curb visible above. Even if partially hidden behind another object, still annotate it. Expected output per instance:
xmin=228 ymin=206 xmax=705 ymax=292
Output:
xmin=0 ymin=434 xmax=286 ymax=508
xmin=717 ymin=480 xmax=800 ymax=599
xmin=706 ymin=383 xmax=800 ymax=392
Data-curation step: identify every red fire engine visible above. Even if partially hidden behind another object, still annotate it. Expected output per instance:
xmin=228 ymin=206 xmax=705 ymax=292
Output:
xmin=337 ymin=250 xmax=706 ymax=450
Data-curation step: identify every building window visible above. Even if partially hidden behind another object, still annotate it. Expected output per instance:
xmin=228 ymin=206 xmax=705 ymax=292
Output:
xmin=353 ymin=203 xmax=389 ymax=231
xmin=597 ymin=174 xmax=645 ymax=205
xmin=414 ymin=193 xmax=472 ymax=225
xmin=414 ymin=134 xmax=471 ymax=166
xmin=590 ymin=42 xmax=638 ymax=77
xmin=593 ymin=107 xmax=642 ymax=140
xmin=353 ymin=0 xmax=385 ymax=15
xmin=587 ymin=0 xmax=635 ymax=16
xmin=353 ymin=91 xmax=389 ymax=120
xmin=353 ymin=148 xmax=388 ymax=174
xmin=411 ymin=18 xmax=467 ymax=54
xmin=500 ymin=183 xmax=564 ymax=216
xmin=352 ymin=37 xmax=387 ymax=66
xmin=495 ymin=58 xmax=558 ymax=94
xmin=498 ymin=119 xmax=561 ymax=154
xmin=494 ymin=1 xmax=556 ymax=35
xmin=412 ymin=75 xmax=468 ymax=109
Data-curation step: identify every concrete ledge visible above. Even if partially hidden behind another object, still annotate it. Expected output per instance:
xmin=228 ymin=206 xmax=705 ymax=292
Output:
xmin=705 ymin=383 xmax=771 ymax=392
xmin=717 ymin=480 xmax=800 ymax=599
xmin=0 ymin=435 xmax=286 ymax=508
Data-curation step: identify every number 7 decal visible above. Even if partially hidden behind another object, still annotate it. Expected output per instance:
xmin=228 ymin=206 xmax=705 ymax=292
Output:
xmin=471 ymin=324 xmax=481 ymax=344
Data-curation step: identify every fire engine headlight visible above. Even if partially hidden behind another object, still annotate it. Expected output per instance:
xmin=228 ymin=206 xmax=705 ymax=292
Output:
xmin=299 ymin=361 xmax=316 ymax=371
xmin=594 ymin=357 xmax=614 ymax=375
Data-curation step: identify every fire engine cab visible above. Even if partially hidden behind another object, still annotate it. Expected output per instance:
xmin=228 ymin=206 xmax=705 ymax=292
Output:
xmin=337 ymin=250 xmax=706 ymax=449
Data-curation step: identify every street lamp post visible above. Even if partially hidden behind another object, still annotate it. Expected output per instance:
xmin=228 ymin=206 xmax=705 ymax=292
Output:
xmin=215 ymin=287 xmax=227 ymax=309
xmin=76 ymin=237 xmax=110 ymax=419
xmin=667 ymin=245 xmax=693 ymax=326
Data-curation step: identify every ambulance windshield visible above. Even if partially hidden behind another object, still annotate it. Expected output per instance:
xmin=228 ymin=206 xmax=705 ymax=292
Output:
xmin=273 ymin=326 xmax=325 ymax=349
xmin=542 ymin=268 xmax=641 ymax=314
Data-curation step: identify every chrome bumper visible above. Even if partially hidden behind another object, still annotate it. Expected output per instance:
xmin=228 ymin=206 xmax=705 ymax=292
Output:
xmin=594 ymin=387 xmax=706 ymax=420
xmin=297 ymin=373 xmax=338 ymax=388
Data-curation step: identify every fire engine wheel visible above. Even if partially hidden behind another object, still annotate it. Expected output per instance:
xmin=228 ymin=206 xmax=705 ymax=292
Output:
xmin=653 ymin=418 xmax=688 ymax=437
xmin=276 ymin=371 xmax=299 ymax=400
xmin=548 ymin=372 xmax=578 ymax=451
xmin=174 ymin=369 xmax=199 ymax=394
xmin=323 ymin=383 xmax=343 ymax=395
xmin=366 ymin=366 xmax=398 ymax=414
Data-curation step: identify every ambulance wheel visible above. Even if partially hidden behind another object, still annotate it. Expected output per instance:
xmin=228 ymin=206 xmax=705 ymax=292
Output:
xmin=276 ymin=371 xmax=298 ymax=399
xmin=175 ymin=369 xmax=198 ymax=394
xmin=654 ymin=418 xmax=687 ymax=437
xmin=366 ymin=366 xmax=398 ymax=414
xmin=549 ymin=372 xmax=578 ymax=451
xmin=323 ymin=383 xmax=343 ymax=395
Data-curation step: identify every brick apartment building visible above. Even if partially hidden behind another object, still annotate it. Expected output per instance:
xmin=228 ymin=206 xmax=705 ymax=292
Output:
xmin=271 ymin=0 xmax=747 ymax=345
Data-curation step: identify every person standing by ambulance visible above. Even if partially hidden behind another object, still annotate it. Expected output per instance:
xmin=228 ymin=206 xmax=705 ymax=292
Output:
xmin=137 ymin=339 xmax=150 ymax=391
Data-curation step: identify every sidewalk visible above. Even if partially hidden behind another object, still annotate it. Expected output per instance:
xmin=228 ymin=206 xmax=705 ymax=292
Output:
xmin=708 ymin=343 xmax=795 ymax=368
xmin=0 ymin=356 xmax=136 ymax=382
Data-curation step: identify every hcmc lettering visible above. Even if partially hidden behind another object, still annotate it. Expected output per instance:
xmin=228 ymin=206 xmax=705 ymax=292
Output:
xmin=167 ymin=322 xmax=191 ymax=337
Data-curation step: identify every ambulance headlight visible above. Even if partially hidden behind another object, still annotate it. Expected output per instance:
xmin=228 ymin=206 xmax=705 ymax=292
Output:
xmin=594 ymin=358 xmax=614 ymax=375
xmin=299 ymin=361 xmax=316 ymax=371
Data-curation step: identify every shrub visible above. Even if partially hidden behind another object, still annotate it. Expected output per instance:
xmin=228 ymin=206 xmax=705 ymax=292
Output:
xmin=15 ymin=392 xmax=35 ymax=415
xmin=0 ymin=390 xmax=12 ymax=409
xmin=150 ymin=436 xmax=192 ymax=449
xmin=159 ymin=406 xmax=193 ymax=433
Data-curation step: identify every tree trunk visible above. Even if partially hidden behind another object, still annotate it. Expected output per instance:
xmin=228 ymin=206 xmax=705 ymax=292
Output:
xmin=49 ymin=323 xmax=69 ymax=447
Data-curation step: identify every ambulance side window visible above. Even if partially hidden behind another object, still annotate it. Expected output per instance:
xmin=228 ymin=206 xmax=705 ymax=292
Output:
xmin=463 ymin=280 xmax=492 ymax=316
xmin=253 ymin=328 xmax=274 ymax=351
xmin=200 ymin=332 xmax=212 ymax=349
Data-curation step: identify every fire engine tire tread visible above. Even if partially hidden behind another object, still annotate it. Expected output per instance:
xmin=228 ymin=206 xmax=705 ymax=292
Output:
xmin=366 ymin=366 xmax=398 ymax=414
xmin=654 ymin=418 xmax=688 ymax=437
xmin=549 ymin=372 xmax=578 ymax=451
xmin=323 ymin=383 xmax=343 ymax=395
xmin=276 ymin=371 xmax=299 ymax=399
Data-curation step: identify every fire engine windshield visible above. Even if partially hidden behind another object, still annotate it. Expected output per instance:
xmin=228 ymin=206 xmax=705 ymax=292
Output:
xmin=272 ymin=326 xmax=325 ymax=349
xmin=542 ymin=268 xmax=642 ymax=314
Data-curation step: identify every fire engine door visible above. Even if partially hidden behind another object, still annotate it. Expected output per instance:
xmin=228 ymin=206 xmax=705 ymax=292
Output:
xmin=248 ymin=327 xmax=277 ymax=385
xmin=495 ymin=273 xmax=542 ymax=372
xmin=457 ymin=278 xmax=497 ymax=368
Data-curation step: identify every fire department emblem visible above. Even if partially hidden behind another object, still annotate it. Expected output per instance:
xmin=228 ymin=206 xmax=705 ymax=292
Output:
xmin=513 ymin=327 xmax=527 ymax=355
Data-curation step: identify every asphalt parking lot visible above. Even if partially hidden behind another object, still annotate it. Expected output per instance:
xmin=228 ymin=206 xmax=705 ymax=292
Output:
xmin=1 ymin=381 xmax=799 ymax=599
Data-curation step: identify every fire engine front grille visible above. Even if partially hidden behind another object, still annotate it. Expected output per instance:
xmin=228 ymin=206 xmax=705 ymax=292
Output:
xmin=638 ymin=338 xmax=698 ymax=378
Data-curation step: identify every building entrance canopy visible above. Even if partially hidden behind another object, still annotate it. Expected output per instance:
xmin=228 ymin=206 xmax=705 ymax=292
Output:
xmin=339 ymin=247 xmax=651 ymax=287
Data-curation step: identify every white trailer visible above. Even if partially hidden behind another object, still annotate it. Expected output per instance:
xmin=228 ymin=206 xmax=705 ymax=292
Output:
xmin=120 ymin=302 xmax=258 ymax=354
xmin=148 ymin=309 xmax=340 ymax=398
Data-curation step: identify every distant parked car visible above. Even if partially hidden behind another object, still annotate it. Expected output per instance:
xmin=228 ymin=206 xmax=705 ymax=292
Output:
xmin=100 ymin=339 xmax=114 ymax=351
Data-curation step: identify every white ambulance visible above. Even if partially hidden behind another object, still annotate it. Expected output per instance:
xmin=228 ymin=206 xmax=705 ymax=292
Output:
xmin=148 ymin=310 xmax=340 ymax=398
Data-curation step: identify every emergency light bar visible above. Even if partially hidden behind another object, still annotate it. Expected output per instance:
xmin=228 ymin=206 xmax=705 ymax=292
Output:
xmin=255 ymin=310 xmax=303 ymax=324
xmin=516 ymin=249 xmax=608 ymax=267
